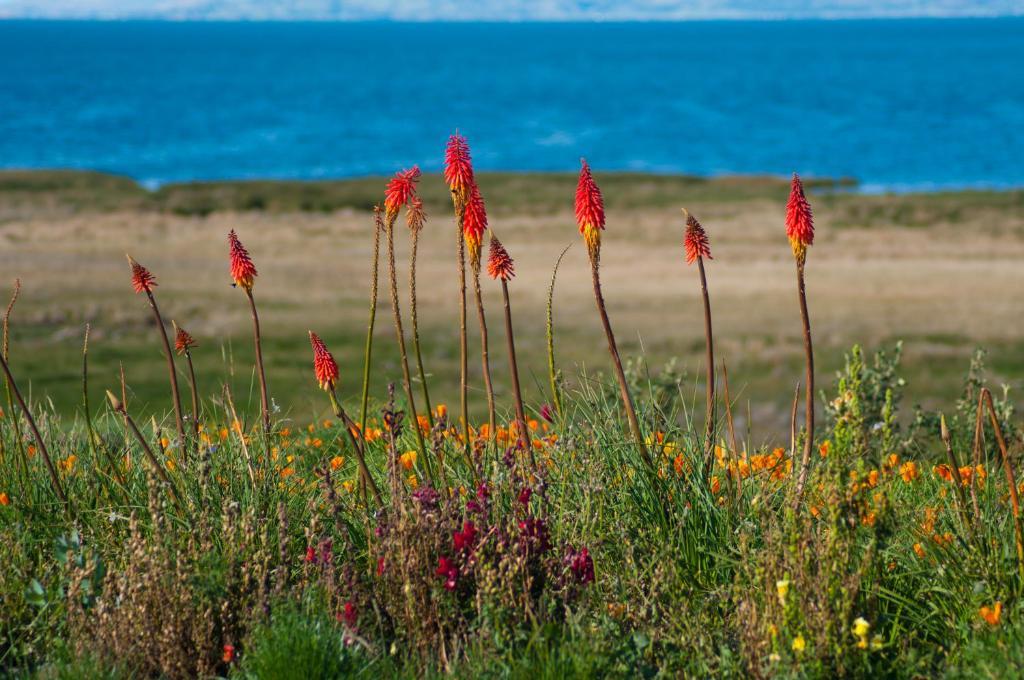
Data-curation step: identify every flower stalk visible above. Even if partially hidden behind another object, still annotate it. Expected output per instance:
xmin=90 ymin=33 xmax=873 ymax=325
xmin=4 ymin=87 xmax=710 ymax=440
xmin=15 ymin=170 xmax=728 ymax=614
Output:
xmin=445 ymin=134 xmax=474 ymax=455
xmin=576 ymin=159 xmax=653 ymax=471
xmin=464 ymin=183 xmax=497 ymax=442
xmin=407 ymin=197 xmax=434 ymax=429
xmin=359 ymin=207 xmax=384 ymax=440
xmin=309 ymin=331 xmax=383 ymax=506
xmin=228 ymin=231 xmax=272 ymax=446
xmin=981 ymin=388 xmax=1024 ymax=580
xmin=173 ymin=321 xmax=200 ymax=439
xmin=383 ymin=168 xmax=431 ymax=479
xmin=0 ymin=347 xmax=67 ymax=506
xmin=682 ymin=209 xmax=716 ymax=474
xmin=106 ymin=389 xmax=181 ymax=508
xmin=127 ymin=255 xmax=187 ymax=454
xmin=786 ymin=174 xmax=816 ymax=509
xmin=488 ymin=235 xmax=532 ymax=462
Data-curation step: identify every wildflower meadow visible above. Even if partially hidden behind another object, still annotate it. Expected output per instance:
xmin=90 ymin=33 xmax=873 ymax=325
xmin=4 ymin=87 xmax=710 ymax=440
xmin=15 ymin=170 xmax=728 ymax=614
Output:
xmin=2 ymin=134 xmax=1024 ymax=679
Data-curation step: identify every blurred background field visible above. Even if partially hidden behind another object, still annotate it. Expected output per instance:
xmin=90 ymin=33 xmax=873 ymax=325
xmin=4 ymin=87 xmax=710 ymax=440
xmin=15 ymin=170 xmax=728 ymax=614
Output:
xmin=2 ymin=169 xmax=1022 ymax=439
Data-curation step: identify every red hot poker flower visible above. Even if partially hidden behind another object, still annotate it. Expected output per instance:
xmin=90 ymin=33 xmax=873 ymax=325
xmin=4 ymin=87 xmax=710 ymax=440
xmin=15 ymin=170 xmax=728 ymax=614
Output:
xmin=173 ymin=323 xmax=196 ymax=355
xmin=463 ymin=182 xmax=488 ymax=266
xmin=309 ymin=331 xmax=339 ymax=391
xmin=487 ymin=235 xmax=515 ymax=281
xmin=785 ymin=173 xmax=814 ymax=261
xmin=384 ymin=166 xmax=421 ymax=218
xmin=683 ymin=209 xmax=712 ymax=264
xmin=575 ymin=159 xmax=605 ymax=255
xmin=126 ymin=255 xmax=156 ymax=294
xmin=444 ymin=134 xmax=474 ymax=207
xmin=228 ymin=230 xmax=258 ymax=291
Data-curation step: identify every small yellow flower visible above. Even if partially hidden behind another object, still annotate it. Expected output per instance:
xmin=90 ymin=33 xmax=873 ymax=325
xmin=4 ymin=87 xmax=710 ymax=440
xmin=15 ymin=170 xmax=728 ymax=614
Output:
xmin=792 ymin=634 xmax=806 ymax=653
xmin=870 ymin=634 xmax=883 ymax=650
xmin=342 ymin=480 xmax=354 ymax=493
xmin=330 ymin=455 xmax=345 ymax=471
xmin=776 ymin=579 xmax=790 ymax=606
xmin=406 ymin=474 xmax=418 ymax=489
xmin=900 ymin=461 xmax=919 ymax=483
xmin=852 ymin=617 xmax=870 ymax=648
xmin=160 ymin=436 xmax=170 ymax=450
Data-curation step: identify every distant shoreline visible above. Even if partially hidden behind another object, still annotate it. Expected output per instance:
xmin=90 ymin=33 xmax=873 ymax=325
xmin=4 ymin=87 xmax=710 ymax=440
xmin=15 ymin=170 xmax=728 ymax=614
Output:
xmin=2 ymin=168 xmax=1022 ymax=219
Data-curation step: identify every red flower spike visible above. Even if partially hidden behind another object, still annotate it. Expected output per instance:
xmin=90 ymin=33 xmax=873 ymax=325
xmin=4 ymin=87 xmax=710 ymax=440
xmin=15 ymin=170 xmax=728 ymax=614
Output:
xmin=487 ymin=235 xmax=515 ymax=281
xmin=683 ymin=210 xmax=712 ymax=264
xmin=309 ymin=331 xmax=339 ymax=391
xmin=384 ymin=166 xmax=421 ymax=217
xmin=228 ymin=230 xmax=258 ymax=291
xmin=462 ymin=182 xmax=487 ymax=266
xmin=785 ymin=173 xmax=814 ymax=261
xmin=444 ymin=134 xmax=475 ymax=206
xmin=575 ymin=159 xmax=605 ymax=255
xmin=126 ymin=255 xmax=156 ymax=294
xmin=407 ymin=196 xmax=426 ymax=233
xmin=173 ymin=323 xmax=196 ymax=355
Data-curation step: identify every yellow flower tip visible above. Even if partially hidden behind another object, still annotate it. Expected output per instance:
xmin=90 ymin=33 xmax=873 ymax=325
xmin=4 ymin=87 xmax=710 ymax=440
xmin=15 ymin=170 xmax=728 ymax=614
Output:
xmin=789 ymin=236 xmax=808 ymax=264
xmin=852 ymin=617 xmax=870 ymax=644
xmin=776 ymin=579 xmax=790 ymax=605
xmin=582 ymin=222 xmax=601 ymax=256
xmin=792 ymin=634 xmax=806 ymax=653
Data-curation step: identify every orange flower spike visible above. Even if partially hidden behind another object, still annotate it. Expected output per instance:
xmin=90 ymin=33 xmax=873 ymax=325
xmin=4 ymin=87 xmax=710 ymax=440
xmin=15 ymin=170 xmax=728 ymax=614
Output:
xmin=228 ymin=229 xmax=258 ymax=291
xmin=126 ymin=255 xmax=156 ymax=294
xmin=463 ymin=182 xmax=488 ymax=267
xmin=173 ymin=324 xmax=196 ymax=355
xmin=384 ymin=165 xmax=421 ymax=219
xmin=575 ymin=159 xmax=605 ymax=258
xmin=308 ymin=331 xmax=339 ymax=392
xmin=683 ymin=210 xmax=712 ymax=264
xmin=785 ymin=173 xmax=814 ymax=263
xmin=487 ymin=235 xmax=515 ymax=281
xmin=444 ymin=133 xmax=475 ymax=209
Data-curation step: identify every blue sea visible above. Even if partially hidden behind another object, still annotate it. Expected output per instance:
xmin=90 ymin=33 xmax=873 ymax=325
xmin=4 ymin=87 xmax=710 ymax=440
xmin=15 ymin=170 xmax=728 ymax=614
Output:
xmin=1 ymin=19 xmax=1022 ymax=191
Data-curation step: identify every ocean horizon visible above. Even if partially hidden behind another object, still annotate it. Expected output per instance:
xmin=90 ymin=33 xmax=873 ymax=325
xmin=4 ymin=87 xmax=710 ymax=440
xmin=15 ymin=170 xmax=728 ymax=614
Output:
xmin=1 ymin=18 xmax=1022 ymax=191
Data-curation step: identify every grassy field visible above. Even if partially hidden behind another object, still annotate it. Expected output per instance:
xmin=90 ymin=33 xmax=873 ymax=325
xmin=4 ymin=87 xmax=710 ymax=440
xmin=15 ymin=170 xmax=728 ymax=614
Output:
xmin=3 ymin=169 xmax=1024 ymax=678
xmin=1 ymin=170 xmax=1022 ymax=440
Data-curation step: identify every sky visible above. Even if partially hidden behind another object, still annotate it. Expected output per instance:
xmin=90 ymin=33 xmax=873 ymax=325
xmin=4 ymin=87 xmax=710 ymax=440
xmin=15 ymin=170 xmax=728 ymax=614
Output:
xmin=1 ymin=0 xmax=1022 ymax=20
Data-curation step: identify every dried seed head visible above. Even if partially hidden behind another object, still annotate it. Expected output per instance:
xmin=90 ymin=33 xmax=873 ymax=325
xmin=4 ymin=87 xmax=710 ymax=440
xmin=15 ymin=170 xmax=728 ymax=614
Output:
xmin=407 ymin=196 xmax=427 ymax=233
xmin=487 ymin=235 xmax=515 ymax=281
xmin=575 ymin=159 xmax=605 ymax=258
xmin=384 ymin=166 xmax=421 ymax=218
xmin=444 ymin=133 xmax=474 ymax=209
xmin=126 ymin=255 xmax=156 ymax=294
xmin=785 ymin=173 xmax=814 ymax=263
xmin=463 ymin=182 xmax=487 ymax=268
xmin=682 ymin=209 xmax=712 ymax=264
xmin=309 ymin=331 xmax=339 ymax=392
xmin=228 ymin=230 xmax=258 ymax=291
